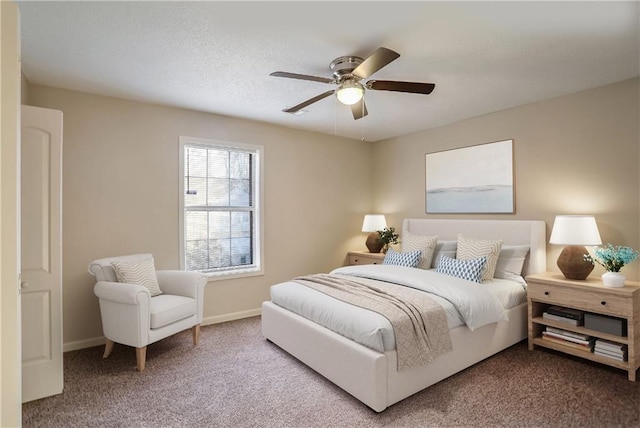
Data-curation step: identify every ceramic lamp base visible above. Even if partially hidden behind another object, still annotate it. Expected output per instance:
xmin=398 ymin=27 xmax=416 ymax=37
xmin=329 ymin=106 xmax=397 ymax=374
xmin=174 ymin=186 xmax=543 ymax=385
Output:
xmin=557 ymin=245 xmax=594 ymax=280
xmin=365 ymin=232 xmax=383 ymax=253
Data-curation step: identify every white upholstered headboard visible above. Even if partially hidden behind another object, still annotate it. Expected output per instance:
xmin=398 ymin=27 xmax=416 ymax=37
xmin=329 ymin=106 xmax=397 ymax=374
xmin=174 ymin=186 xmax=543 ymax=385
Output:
xmin=402 ymin=219 xmax=547 ymax=276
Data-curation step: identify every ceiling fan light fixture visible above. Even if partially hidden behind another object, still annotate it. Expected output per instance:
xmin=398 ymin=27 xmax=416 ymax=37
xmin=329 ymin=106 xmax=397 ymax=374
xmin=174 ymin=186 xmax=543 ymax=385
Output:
xmin=336 ymin=80 xmax=364 ymax=105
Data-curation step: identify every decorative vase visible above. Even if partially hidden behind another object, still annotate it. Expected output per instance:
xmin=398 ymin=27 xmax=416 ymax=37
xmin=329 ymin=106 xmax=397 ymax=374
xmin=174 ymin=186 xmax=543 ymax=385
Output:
xmin=602 ymin=271 xmax=625 ymax=288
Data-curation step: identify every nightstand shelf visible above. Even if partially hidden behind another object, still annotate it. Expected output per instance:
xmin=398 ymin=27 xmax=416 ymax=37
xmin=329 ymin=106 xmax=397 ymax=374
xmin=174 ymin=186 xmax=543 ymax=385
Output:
xmin=526 ymin=272 xmax=640 ymax=381
xmin=347 ymin=251 xmax=385 ymax=266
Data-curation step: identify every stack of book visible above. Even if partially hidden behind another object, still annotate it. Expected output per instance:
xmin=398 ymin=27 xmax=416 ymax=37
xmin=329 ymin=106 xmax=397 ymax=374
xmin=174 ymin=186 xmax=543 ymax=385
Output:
xmin=542 ymin=306 xmax=585 ymax=326
xmin=594 ymin=339 xmax=627 ymax=362
xmin=541 ymin=326 xmax=593 ymax=352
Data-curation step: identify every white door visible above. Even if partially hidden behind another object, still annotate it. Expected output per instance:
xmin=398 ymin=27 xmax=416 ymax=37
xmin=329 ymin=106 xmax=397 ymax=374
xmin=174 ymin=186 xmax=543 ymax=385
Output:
xmin=21 ymin=105 xmax=63 ymax=403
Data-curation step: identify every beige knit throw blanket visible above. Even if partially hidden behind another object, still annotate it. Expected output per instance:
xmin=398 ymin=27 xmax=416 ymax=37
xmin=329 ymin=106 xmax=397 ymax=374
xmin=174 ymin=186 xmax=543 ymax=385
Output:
xmin=292 ymin=273 xmax=453 ymax=370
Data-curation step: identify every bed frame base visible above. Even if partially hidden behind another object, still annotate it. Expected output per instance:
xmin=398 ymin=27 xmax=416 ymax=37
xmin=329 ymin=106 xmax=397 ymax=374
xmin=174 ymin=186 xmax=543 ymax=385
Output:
xmin=262 ymin=301 xmax=527 ymax=412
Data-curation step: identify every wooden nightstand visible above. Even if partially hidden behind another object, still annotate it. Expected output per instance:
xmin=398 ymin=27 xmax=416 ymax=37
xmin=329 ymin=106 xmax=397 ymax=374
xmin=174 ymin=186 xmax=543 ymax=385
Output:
xmin=526 ymin=272 xmax=640 ymax=381
xmin=347 ymin=251 xmax=385 ymax=266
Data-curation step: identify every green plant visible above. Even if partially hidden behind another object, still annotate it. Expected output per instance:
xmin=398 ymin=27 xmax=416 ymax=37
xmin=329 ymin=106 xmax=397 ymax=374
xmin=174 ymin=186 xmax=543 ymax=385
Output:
xmin=377 ymin=227 xmax=399 ymax=246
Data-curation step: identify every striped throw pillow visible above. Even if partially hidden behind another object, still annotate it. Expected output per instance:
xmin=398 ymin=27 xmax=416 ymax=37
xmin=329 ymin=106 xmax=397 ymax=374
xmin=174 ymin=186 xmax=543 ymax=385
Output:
xmin=401 ymin=231 xmax=438 ymax=269
xmin=456 ymin=234 xmax=503 ymax=282
xmin=382 ymin=248 xmax=422 ymax=268
xmin=436 ymin=255 xmax=487 ymax=283
xmin=111 ymin=257 xmax=163 ymax=296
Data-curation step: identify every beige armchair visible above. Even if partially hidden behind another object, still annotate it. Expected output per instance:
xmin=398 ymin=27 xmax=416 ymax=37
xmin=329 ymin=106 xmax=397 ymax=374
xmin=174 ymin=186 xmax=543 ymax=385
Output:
xmin=88 ymin=253 xmax=206 ymax=371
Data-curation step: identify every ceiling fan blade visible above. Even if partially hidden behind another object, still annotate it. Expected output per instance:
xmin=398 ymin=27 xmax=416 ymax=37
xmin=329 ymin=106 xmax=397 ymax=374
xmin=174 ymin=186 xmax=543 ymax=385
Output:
xmin=367 ymin=80 xmax=435 ymax=95
xmin=270 ymin=71 xmax=334 ymax=84
xmin=283 ymin=90 xmax=335 ymax=113
xmin=352 ymin=47 xmax=400 ymax=80
xmin=351 ymin=99 xmax=368 ymax=120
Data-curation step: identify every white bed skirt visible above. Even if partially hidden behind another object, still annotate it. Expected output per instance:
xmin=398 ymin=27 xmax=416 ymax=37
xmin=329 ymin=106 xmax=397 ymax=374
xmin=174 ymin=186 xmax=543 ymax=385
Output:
xmin=262 ymin=300 xmax=527 ymax=412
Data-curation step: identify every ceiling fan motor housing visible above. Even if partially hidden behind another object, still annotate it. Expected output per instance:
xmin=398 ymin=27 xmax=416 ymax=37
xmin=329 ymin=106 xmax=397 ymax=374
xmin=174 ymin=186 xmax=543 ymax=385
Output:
xmin=330 ymin=56 xmax=364 ymax=81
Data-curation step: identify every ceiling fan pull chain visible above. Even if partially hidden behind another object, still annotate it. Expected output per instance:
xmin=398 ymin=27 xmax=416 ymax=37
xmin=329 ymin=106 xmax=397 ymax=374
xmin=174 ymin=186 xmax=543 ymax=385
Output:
xmin=361 ymin=95 xmax=365 ymax=142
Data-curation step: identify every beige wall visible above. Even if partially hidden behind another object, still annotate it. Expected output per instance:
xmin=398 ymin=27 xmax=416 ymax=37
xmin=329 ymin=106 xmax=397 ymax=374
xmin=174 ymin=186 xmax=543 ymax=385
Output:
xmin=26 ymin=77 xmax=640 ymax=349
xmin=28 ymin=85 xmax=373 ymax=348
xmin=373 ymin=78 xmax=640 ymax=280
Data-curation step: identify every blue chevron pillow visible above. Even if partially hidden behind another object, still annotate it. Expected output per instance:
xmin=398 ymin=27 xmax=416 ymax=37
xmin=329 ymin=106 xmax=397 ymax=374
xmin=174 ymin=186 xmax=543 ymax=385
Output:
xmin=382 ymin=248 xmax=422 ymax=268
xmin=436 ymin=255 xmax=487 ymax=283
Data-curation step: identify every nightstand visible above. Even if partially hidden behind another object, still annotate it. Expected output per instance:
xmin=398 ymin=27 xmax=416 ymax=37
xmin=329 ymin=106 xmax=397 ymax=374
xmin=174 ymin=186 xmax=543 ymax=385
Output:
xmin=526 ymin=272 xmax=640 ymax=381
xmin=347 ymin=251 xmax=385 ymax=266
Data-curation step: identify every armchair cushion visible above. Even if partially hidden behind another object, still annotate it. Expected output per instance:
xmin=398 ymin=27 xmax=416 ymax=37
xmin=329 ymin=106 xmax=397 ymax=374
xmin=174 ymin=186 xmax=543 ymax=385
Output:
xmin=150 ymin=295 xmax=197 ymax=329
xmin=111 ymin=257 xmax=163 ymax=297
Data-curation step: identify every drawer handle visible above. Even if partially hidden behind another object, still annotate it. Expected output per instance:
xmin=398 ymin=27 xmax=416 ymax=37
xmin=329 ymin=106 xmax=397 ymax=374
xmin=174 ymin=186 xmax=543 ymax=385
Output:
xmin=544 ymin=291 xmax=550 ymax=296
xmin=373 ymin=262 xmax=378 ymax=264
xmin=354 ymin=259 xmax=359 ymax=262
xmin=601 ymin=301 xmax=606 ymax=306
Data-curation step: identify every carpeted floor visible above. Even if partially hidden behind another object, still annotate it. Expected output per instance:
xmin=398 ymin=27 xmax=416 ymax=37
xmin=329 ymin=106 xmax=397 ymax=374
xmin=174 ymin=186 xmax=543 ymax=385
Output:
xmin=23 ymin=316 xmax=639 ymax=427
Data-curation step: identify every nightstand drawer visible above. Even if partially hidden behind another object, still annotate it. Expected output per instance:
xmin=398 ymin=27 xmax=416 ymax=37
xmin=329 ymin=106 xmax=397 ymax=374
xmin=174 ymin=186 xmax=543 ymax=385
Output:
xmin=348 ymin=252 xmax=385 ymax=265
xmin=527 ymin=282 xmax=632 ymax=317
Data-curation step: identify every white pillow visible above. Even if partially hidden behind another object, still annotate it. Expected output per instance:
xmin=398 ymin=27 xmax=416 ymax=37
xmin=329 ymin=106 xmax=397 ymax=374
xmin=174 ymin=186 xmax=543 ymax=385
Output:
xmin=431 ymin=240 xmax=458 ymax=269
xmin=456 ymin=234 xmax=503 ymax=282
xmin=494 ymin=245 xmax=530 ymax=280
xmin=401 ymin=231 xmax=438 ymax=270
xmin=111 ymin=257 xmax=163 ymax=296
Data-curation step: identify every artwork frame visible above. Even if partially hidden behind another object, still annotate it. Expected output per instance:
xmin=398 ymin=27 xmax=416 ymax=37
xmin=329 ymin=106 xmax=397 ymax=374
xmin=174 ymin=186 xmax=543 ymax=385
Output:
xmin=425 ymin=139 xmax=514 ymax=214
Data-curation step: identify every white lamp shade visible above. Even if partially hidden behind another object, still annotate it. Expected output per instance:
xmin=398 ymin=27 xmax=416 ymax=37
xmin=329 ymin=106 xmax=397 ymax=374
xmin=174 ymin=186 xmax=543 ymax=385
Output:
xmin=362 ymin=214 xmax=387 ymax=232
xmin=549 ymin=215 xmax=602 ymax=245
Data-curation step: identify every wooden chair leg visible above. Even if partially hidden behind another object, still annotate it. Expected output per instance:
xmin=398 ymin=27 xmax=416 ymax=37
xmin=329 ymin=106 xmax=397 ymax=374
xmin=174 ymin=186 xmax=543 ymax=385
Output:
xmin=136 ymin=346 xmax=147 ymax=372
xmin=103 ymin=339 xmax=114 ymax=359
xmin=192 ymin=324 xmax=200 ymax=345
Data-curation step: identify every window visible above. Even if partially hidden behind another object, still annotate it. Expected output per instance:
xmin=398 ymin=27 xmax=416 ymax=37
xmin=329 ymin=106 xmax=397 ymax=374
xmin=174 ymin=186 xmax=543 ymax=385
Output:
xmin=179 ymin=137 xmax=263 ymax=278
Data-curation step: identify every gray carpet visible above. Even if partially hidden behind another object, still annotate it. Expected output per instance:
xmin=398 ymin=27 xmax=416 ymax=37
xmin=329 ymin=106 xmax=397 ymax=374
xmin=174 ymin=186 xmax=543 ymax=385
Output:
xmin=23 ymin=316 xmax=640 ymax=427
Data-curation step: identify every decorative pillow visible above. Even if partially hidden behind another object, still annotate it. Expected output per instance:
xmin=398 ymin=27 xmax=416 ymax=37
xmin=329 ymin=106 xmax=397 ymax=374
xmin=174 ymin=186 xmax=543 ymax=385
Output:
xmin=111 ymin=257 xmax=163 ymax=296
xmin=382 ymin=248 xmax=422 ymax=268
xmin=401 ymin=231 xmax=438 ymax=270
xmin=456 ymin=234 xmax=503 ymax=282
xmin=494 ymin=245 xmax=530 ymax=280
xmin=436 ymin=255 xmax=487 ymax=283
xmin=431 ymin=240 xmax=458 ymax=269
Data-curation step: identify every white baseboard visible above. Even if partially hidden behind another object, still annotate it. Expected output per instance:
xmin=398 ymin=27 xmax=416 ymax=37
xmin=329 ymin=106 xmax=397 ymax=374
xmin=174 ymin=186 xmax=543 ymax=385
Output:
xmin=63 ymin=307 xmax=262 ymax=352
xmin=64 ymin=336 xmax=106 ymax=353
xmin=202 ymin=308 xmax=261 ymax=326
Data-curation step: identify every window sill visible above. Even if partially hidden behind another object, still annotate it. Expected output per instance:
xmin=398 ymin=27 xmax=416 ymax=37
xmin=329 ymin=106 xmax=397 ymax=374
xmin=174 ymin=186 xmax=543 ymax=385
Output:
xmin=203 ymin=267 xmax=264 ymax=282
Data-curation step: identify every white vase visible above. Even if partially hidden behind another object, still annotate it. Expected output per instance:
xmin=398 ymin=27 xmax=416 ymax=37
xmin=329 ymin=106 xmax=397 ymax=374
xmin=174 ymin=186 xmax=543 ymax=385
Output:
xmin=602 ymin=271 xmax=625 ymax=287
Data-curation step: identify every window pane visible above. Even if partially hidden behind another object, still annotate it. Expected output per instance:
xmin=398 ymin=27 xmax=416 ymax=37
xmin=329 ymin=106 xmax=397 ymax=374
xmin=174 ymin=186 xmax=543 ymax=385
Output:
xmin=185 ymin=239 xmax=208 ymax=271
xmin=187 ymin=147 xmax=207 ymax=177
xmin=207 ymin=178 xmax=229 ymax=206
xmin=209 ymin=238 xmax=231 ymax=268
xmin=186 ymin=211 xmax=207 ymax=241
xmin=230 ymin=152 xmax=250 ymax=179
xmin=231 ymin=237 xmax=251 ymax=265
xmin=208 ymin=149 xmax=229 ymax=179
xmin=230 ymin=179 xmax=250 ymax=206
xmin=231 ymin=211 xmax=251 ymax=238
xmin=208 ymin=212 xmax=230 ymax=239
xmin=185 ymin=177 xmax=207 ymax=206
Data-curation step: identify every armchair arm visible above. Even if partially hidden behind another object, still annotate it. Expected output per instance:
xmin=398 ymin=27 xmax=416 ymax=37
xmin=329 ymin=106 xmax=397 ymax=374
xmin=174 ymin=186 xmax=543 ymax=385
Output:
xmin=94 ymin=280 xmax=151 ymax=304
xmin=93 ymin=281 xmax=151 ymax=348
xmin=156 ymin=270 xmax=206 ymax=299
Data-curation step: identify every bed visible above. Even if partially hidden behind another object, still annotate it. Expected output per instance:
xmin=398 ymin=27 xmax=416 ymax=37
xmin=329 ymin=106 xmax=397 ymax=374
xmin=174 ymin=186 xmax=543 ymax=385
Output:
xmin=261 ymin=219 xmax=546 ymax=412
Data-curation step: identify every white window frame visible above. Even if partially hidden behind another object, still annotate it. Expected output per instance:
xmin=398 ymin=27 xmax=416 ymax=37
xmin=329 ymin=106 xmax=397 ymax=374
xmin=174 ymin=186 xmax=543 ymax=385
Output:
xmin=179 ymin=136 xmax=264 ymax=280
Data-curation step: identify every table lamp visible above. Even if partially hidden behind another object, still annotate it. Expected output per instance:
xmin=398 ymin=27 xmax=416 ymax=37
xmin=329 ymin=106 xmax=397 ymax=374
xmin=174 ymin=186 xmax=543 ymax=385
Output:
xmin=549 ymin=215 xmax=602 ymax=280
xmin=362 ymin=214 xmax=387 ymax=253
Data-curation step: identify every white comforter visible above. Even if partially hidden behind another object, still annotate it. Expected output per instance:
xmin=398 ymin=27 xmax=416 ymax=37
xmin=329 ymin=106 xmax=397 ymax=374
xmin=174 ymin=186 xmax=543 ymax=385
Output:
xmin=270 ymin=264 xmax=525 ymax=353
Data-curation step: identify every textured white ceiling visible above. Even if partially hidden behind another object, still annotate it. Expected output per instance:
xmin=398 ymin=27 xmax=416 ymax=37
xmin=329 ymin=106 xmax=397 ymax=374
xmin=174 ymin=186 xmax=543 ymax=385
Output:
xmin=17 ymin=1 xmax=640 ymax=142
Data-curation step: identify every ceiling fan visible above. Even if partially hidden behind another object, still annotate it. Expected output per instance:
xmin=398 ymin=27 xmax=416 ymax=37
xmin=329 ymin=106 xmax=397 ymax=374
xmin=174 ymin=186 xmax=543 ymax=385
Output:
xmin=270 ymin=47 xmax=435 ymax=120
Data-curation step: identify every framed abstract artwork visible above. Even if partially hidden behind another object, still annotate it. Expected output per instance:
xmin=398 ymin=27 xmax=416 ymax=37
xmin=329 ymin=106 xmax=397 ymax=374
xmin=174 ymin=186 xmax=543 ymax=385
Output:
xmin=425 ymin=139 xmax=514 ymax=214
